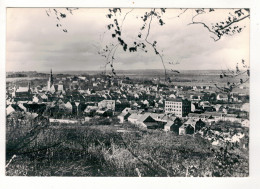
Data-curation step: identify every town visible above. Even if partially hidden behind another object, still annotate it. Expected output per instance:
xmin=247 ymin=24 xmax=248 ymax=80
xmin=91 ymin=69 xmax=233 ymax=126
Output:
xmin=6 ymin=69 xmax=249 ymax=149
xmin=4 ymin=6 xmax=252 ymax=178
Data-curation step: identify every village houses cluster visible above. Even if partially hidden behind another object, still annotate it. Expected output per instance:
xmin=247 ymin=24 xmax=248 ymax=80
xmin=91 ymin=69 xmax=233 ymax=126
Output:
xmin=6 ymin=70 xmax=249 ymax=148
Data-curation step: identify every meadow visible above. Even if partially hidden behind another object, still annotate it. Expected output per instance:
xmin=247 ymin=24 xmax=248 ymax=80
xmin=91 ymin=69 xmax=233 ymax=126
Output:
xmin=6 ymin=123 xmax=249 ymax=177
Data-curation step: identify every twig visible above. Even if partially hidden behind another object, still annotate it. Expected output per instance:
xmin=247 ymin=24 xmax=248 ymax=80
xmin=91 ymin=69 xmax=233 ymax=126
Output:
xmin=167 ymin=8 xmax=188 ymax=19
xmin=189 ymin=10 xmax=250 ymax=41
xmin=145 ymin=9 xmax=167 ymax=83
xmin=121 ymin=9 xmax=134 ymax=33
xmin=6 ymin=155 xmax=16 ymax=168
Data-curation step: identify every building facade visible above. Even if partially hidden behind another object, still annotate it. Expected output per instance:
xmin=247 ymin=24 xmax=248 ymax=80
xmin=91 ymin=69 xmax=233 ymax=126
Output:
xmin=164 ymin=98 xmax=191 ymax=117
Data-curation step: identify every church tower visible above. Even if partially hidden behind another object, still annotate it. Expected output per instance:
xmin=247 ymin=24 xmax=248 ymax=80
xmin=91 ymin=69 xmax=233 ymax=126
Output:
xmin=47 ymin=69 xmax=54 ymax=91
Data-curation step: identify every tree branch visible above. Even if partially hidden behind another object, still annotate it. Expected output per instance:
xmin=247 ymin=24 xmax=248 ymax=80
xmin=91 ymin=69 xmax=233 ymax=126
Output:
xmin=189 ymin=10 xmax=250 ymax=41
xmin=144 ymin=9 xmax=167 ymax=83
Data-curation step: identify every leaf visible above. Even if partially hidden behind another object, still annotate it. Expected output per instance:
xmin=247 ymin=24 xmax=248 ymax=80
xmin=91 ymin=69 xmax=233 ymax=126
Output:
xmin=159 ymin=19 xmax=165 ymax=26
xmin=161 ymin=8 xmax=166 ymax=13
xmin=123 ymin=44 xmax=127 ymax=51
xmin=60 ymin=13 xmax=66 ymax=18
xmin=106 ymin=14 xmax=112 ymax=18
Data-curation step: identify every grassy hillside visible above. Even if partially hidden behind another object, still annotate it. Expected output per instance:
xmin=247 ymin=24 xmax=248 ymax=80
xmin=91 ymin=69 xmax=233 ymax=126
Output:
xmin=6 ymin=124 xmax=248 ymax=177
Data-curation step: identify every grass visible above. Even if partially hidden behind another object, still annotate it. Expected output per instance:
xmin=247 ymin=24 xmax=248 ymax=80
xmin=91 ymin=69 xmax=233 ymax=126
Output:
xmin=6 ymin=124 xmax=249 ymax=177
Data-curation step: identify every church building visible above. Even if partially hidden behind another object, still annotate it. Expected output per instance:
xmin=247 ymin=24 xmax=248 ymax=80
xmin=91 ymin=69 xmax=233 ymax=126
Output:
xmin=46 ymin=69 xmax=65 ymax=94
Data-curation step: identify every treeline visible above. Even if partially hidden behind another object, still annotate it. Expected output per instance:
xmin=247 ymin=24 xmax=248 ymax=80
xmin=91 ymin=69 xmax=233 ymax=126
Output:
xmin=7 ymin=73 xmax=28 ymax=78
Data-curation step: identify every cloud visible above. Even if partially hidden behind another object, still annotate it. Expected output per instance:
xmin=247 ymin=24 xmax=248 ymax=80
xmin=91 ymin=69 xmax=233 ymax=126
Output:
xmin=6 ymin=8 xmax=250 ymax=72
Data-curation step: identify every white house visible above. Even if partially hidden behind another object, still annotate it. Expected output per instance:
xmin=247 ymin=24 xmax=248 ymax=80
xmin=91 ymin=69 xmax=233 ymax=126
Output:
xmin=64 ymin=102 xmax=73 ymax=113
xmin=241 ymin=119 xmax=250 ymax=127
xmin=216 ymin=94 xmax=228 ymax=101
xmin=128 ymin=113 xmax=143 ymax=125
xmin=98 ymin=100 xmax=115 ymax=111
xmin=6 ymin=105 xmax=16 ymax=116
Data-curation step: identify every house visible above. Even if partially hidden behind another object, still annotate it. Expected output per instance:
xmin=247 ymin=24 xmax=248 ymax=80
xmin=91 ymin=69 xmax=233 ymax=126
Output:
xmin=169 ymin=94 xmax=176 ymax=99
xmin=57 ymin=84 xmax=65 ymax=93
xmin=216 ymin=94 xmax=228 ymax=101
xmin=84 ymin=116 xmax=92 ymax=122
xmin=40 ymin=93 xmax=48 ymax=102
xmin=203 ymin=112 xmax=223 ymax=122
xmin=64 ymin=101 xmax=73 ymax=114
xmin=179 ymin=119 xmax=196 ymax=135
xmin=222 ymin=114 xmax=241 ymax=122
xmin=122 ymin=108 xmax=132 ymax=114
xmin=6 ymin=98 xmax=12 ymax=105
xmin=6 ymin=104 xmax=23 ymax=116
xmin=79 ymin=76 xmax=86 ymax=80
xmin=179 ymin=125 xmax=194 ymax=135
xmin=143 ymin=100 xmax=149 ymax=106
xmin=96 ymin=110 xmax=106 ymax=116
xmin=25 ymin=112 xmax=39 ymax=123
xmin=190 ymin=95 xmax=201 ymax=101
xmin=241 ymin=103 xmax=249 ymax=112
xmin=32 ymin=95 xmax=42 ymax=103
xmin=191 ymin=103 xmax=196 ymax=112
xmin=241 ymin=119 xmax=250 ymax=127
xmin=179 ymin=119 xmax=205 ymax=135
xmin=194 ymin=119 xmax=206 ymax=131
xmin=118 ymin=111 xmax=131 ymax=123
xmin=150 ymin=113 xmax=167 ymax=123
xmin=164 ymin=117 xmax=182 ymax=134
xmin=128 ymin=113 xmax=143 ymax=125
xmin=13 ymin=85 xmax=32 ymax=101
xmin=136 ymin=113 xmax=159 ymax=129
xmin=98 ymin=100 xmax=115 ymax=111
xmin=214 ymin=104 xmax=222 ymax=112
xmin=18 ymin=103 xmax=27 ymax=112
xmin=164 ymin=121 xmax=174 ymax=132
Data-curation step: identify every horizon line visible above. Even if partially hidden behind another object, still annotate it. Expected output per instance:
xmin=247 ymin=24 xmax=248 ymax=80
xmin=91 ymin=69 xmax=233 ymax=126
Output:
xmin=6 ymin=69 xmax=234 ymax=73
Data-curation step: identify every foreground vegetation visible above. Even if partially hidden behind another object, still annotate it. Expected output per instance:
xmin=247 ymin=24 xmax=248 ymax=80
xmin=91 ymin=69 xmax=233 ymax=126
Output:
xmin=6 ymin=122 xmax=249 ymax=177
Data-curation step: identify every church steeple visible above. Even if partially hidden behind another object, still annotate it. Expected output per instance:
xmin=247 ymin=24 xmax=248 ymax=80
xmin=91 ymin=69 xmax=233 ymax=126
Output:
xmin=47 ymin=68 xmax=54 ymax=91
xmin=49 ymin=69 xmax=54 ymax=84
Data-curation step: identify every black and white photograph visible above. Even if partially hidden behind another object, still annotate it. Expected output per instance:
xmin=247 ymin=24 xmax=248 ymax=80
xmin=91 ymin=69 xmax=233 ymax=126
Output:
xmin=4 ymin=7 xmax=251 ymax=177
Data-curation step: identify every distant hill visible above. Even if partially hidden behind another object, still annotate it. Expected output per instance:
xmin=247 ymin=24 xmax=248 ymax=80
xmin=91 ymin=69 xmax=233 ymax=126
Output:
xmin=6 ymin=71 xmax=49 ymax=78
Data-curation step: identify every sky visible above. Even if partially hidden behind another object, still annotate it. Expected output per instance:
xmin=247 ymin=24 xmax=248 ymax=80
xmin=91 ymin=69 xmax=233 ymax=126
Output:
xmin=6 ymin=8 xmax=250 ymax=72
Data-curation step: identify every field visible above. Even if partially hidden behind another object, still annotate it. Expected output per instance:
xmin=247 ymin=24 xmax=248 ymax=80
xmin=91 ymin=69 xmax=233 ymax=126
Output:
xmin=6 ymin=124 xmax=249 ymax=177
xmin=6 ymin=69 xmax=249 ymax=95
